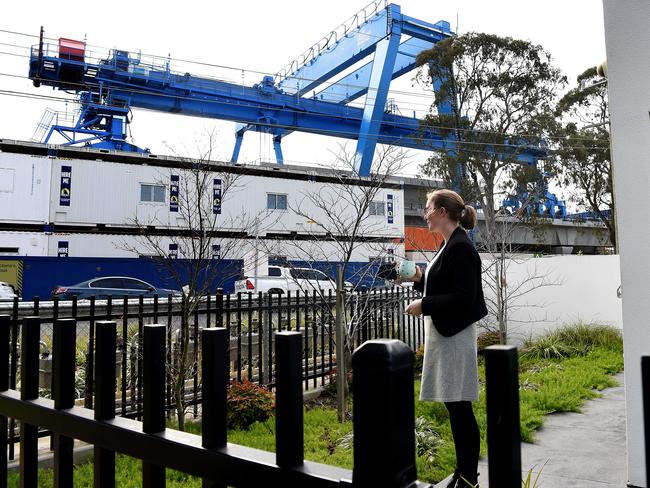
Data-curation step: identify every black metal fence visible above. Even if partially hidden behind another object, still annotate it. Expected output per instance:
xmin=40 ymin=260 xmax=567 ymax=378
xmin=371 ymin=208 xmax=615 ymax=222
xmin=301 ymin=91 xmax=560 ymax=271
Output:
xmin=0 ymin=286 xmax=425 ymax=459
xmin=0 ymin=314 xmax=534 ymax=487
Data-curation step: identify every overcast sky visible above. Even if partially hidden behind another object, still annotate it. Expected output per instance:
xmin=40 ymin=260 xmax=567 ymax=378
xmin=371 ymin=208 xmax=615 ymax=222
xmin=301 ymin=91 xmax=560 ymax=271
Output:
xmin=0 ymin=0 xmax=606 ymax=186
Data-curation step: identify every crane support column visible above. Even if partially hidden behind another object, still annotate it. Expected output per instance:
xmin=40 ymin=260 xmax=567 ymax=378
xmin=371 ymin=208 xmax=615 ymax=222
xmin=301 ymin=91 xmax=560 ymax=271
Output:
xmin=354 ymin=5 xmax=402 ymax=176
xmin=273 ymin=135 xmax=284 ymax=165
xmin=231 ymin=126 xmax=246 ymax=163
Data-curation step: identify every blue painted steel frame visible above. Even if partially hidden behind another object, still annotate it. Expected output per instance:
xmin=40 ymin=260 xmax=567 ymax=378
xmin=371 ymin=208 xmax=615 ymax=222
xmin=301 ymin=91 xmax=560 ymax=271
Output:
xmin=28 ymin=3 xmax=546 ymax=180
xmin=354 ymin=4 xmax=403 ymax=175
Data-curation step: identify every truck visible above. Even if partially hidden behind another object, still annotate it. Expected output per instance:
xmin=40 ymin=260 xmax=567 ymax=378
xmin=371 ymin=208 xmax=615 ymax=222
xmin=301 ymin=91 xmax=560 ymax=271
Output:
xmin=234 ymin=266 xmax=350 ymax=295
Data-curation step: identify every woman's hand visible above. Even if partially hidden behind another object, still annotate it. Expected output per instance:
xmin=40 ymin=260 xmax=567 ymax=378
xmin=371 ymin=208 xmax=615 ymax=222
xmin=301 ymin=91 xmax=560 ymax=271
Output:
xmin=405 ymin=299 xmax=422 ymax=316
xmin=413 ymin=265 xmax=423 ymax=283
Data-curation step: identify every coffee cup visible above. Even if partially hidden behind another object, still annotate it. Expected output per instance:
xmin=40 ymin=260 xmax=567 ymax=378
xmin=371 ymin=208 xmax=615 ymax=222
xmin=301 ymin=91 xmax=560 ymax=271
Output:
xmin=398 ymin=260 xmax=417 ymax=280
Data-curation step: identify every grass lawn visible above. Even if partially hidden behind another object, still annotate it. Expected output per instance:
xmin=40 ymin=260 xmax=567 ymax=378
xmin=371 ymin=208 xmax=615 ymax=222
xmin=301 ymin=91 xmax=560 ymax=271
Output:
xmin=7 ymin=324 xmax=624 ymax=487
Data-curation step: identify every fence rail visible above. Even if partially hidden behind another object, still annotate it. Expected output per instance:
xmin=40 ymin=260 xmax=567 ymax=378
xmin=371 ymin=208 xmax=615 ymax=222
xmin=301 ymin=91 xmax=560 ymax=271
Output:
xmin=0 ymin=286 xmax=425 ymax=460
xmin=0 ymin=314 xmax=537 ymax=487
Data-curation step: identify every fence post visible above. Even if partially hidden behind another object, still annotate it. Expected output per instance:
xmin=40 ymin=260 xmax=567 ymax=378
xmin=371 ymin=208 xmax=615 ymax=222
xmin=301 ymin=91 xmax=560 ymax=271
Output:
xmin=335 ymin=264 xmax=346 ymax=422
xmin=84 ymin=296 xmax=96 ymax=409
xmin=0 ymin=315 xmax=10 ymax=487
xmin=52 ymin=318 xmax=76 ymax=488
xmin=260 ymin=300 xmax=269 ymax=385
xmin=201 ymin=327 xmax=229 ymax=488
xmin=20 ymin=316 xmax=40 ymax=488
xmin=359 ymin=287 xmax=368 ymax=344
xmin=642 ymin=356 xmax=650 ymax=486
xmin=143 ymin=325 xmax=166 ymax=487
xmin=9 ymin=299 xmax=18 ymax=462
xmin=275 ymin=331 xmax=303 ymax=468
xmin=352 ymin=339 xmax=416 ymax=487
xmin=485 ymin=345 xmax=521 ymax=488
xmin=215 ymin=289 xmax=224 ymax=329
xmin=94 ymin=320 xmax=116 ymax=487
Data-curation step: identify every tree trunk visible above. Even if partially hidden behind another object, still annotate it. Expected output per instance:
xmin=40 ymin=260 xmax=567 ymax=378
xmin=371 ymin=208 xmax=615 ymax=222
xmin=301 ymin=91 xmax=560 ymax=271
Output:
xmin=335 ymin=265 xmax=347 ymax=422
xmin=174 ymin=309 xmax=191 ymax=431
xmin=497 ymin=253 xmax=508 ymax=344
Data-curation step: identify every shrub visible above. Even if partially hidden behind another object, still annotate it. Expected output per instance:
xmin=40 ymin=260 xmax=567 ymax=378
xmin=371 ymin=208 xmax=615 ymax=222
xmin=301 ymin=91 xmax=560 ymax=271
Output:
xmin=521 ymin=323 xmax=622 ymax=360
xmin=337 ymin=416 xmax=441 ymax=464
xmin=552 ymin=323 xmax=622 ymax=353
xmin=227 ymin=380 xmax=275 ymax=430
xmin=323 ymin=367 xmax=353 ymax=398
xmin=477 ymin=329 xmax=502 ymax=351
xmin=520 ymin=334 xmax=580 ymax=360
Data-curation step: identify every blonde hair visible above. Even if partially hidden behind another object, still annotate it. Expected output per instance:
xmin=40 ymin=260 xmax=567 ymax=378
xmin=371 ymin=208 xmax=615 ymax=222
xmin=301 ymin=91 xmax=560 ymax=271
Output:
xmin=426 ymin=189 xmax=477 ymax=230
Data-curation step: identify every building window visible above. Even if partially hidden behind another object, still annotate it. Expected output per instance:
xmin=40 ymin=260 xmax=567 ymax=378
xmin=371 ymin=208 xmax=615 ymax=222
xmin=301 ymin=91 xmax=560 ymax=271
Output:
xmin=140 ymin=184 xmax=165 ymax=203
xmin=267 ymin=193 xmax=287 ymax=210
xmin=269 ymin=255 xmax=288 ymax=266
xmin=368 ymin=201 xmax=385 ymax=216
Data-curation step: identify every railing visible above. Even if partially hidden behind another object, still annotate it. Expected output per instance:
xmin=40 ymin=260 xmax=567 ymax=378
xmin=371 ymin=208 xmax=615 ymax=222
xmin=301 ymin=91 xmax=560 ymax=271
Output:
xmin=0 ymin=314 xmax=533 ymax=487
xmin=274 ymin=0 xmax=389 ymax=83
xmin=1 ymin=287 xmax=424 ymax=459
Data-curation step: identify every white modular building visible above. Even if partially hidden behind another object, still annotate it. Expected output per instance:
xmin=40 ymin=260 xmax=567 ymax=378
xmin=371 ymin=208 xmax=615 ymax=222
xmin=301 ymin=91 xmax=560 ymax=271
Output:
xmin=0 ymin=139 xmax=405 ymax=262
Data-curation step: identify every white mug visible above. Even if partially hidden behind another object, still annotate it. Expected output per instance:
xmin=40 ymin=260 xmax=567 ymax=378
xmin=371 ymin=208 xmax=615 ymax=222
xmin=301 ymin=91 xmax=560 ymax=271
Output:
xmin=398 ymin=260 xmax=417 ymax=280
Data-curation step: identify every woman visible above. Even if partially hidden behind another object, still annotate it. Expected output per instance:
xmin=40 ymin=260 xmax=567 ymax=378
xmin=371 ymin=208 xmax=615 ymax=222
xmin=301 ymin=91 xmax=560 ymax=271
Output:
xmin=405 ymin=189 xmax=487 ymax=488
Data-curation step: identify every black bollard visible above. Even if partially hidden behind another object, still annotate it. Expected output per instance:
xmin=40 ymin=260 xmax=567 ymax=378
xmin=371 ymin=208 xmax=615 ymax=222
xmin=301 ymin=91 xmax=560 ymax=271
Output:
xmin=0 ymin=315 xmax=9 ymax=485
xmin=201 ymin=327 xmax=229 ymax=488
xmin=642 ymin=356 xmax=650 ymax=486
xmin=352 ymin=339 xmax=416 ymax=487
xmin=275 ymin=331 xmax=304 ymax=468
xmin=143 ymin=325 xmax=166 ymax=487
xmin=485 ymin=345 xmax=522 ymax=488
xmin=20 ymin=316 xmax=40 ymax=488
xmin=52 ymin=318 xmax=76 ymax=488
xmin=94 ymin=321 xmax=116 ymax=487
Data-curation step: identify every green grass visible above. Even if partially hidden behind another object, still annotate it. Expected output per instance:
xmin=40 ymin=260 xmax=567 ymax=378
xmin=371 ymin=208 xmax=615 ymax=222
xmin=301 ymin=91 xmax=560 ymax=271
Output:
xmin=7 ymin=323 xmax=624 ymax=486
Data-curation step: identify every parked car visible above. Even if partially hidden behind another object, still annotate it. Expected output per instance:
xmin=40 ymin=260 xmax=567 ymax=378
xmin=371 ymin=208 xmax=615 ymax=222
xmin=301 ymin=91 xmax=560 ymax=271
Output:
xmin=234 ymin=266 xmax=352 ymax=295
xmin=52 ymin=277 xmax=182 ymax=300
xmin=0 ymin=282 xmax=17 ymax=301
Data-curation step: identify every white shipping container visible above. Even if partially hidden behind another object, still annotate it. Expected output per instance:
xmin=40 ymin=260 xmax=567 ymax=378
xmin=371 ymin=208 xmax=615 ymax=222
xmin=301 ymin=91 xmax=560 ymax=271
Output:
xmin=0 ymin=153 xmax=52 ymax=224
xmin=32 ymin=156 xmax=405 ymax=238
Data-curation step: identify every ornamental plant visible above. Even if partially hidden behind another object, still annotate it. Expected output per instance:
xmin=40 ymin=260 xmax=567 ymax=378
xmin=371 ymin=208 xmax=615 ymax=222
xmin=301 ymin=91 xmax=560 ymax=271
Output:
xmin=227 ymin=380 xmax=275 ymax=430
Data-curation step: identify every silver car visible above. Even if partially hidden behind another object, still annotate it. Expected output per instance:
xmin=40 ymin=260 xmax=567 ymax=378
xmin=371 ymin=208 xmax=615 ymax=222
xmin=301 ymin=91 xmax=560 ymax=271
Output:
xmin=0 ymin=282 xmax=17 ymax=301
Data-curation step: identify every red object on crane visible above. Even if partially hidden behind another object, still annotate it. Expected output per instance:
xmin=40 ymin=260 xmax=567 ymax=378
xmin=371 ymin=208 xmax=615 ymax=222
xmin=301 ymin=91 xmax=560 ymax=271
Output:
xmin=58 ymin=38 xmax=85 ymax=62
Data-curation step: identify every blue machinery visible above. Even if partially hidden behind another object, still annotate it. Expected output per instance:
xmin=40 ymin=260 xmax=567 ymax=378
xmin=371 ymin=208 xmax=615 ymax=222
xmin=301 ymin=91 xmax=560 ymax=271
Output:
xmin=28 ymin=2 xmax=565 ymax=216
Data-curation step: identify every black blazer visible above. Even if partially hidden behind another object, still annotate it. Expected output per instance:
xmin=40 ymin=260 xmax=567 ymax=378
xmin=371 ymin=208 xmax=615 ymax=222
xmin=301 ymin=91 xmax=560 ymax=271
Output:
xmin=413 ymin=226 xmax=487 ymax=337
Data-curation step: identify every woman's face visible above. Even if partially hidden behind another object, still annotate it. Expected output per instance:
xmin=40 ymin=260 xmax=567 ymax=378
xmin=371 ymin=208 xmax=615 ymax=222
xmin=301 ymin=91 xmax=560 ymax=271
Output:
xmin=423 ymin=198 xmax=443 ymax=232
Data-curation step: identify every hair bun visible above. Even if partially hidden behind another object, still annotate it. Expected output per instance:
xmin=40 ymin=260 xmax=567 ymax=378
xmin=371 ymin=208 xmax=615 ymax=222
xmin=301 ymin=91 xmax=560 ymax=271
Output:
xmin=459 ymin=204 xmax=477 ymax=230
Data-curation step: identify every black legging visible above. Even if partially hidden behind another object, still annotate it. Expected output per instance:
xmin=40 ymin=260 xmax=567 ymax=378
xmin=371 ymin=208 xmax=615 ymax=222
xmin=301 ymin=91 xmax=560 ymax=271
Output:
xmin=445 ymin=401 xmax=480 ymax=486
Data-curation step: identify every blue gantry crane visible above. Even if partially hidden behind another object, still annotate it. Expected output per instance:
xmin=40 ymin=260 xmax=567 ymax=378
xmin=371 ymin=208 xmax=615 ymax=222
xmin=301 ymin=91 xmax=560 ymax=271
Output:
xmin=28 ymin=2 xmax=547 ymax=181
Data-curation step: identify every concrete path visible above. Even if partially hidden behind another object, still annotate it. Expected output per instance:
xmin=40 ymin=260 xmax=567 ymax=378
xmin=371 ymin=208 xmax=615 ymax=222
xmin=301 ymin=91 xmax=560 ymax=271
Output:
xmin=437 ymin=372 xmax=627 ymax=487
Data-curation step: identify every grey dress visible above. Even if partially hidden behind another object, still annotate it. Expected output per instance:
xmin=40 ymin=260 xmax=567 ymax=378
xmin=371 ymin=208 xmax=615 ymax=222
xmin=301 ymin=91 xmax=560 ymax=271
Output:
xmin=419 ymin=243 xmax=479 ymax=402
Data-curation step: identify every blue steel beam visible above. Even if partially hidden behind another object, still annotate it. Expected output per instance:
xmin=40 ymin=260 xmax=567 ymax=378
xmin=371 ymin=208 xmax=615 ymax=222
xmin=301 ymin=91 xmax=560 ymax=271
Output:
xmin=29 ymin=10 xmax=545 ymax=172
xmin=273 ymin=135 xmax=284 ymax=164
xmin=276 ymin=8 xmax=389 ymax=96
xmin=29 ymin=51 xmax=545 ymax=160
xmin=314 ymin=37 xmax=433 ymax=104
xmin=354 ymin=4 xmax=403 ymax=175
xmin=400 ymin=16 xmax=452 ymax=42
xmin=249 ymin=7 xmax=453 ymax=170
xmin=231 ymin=124 xmax=246 ymax=162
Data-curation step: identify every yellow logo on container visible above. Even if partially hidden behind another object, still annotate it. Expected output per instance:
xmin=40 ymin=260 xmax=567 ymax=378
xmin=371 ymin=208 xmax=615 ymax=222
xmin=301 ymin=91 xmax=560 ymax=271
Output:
xmin=0 ymin=260 xmax=22 ymax=296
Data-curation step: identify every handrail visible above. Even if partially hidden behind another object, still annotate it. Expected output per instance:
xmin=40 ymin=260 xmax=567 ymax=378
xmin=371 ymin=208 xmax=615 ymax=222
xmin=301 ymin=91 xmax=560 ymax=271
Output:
xmin=274 ymin=0 xmax=388 ymax=83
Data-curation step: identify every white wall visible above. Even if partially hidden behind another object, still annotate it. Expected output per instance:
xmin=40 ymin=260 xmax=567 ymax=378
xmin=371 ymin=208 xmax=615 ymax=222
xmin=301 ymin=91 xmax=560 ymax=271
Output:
xmin=603 ymin=2 xmax=650 ymax=485
xmin=0 ymin=231 xmax=48 ymax=256
xmin=33 ymin=232 xmax=404 ymax=263
xmin=0 ymin=153 xmax=51 ymax=224
xmin=480 ymin=254 xmax=622 ymax=344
